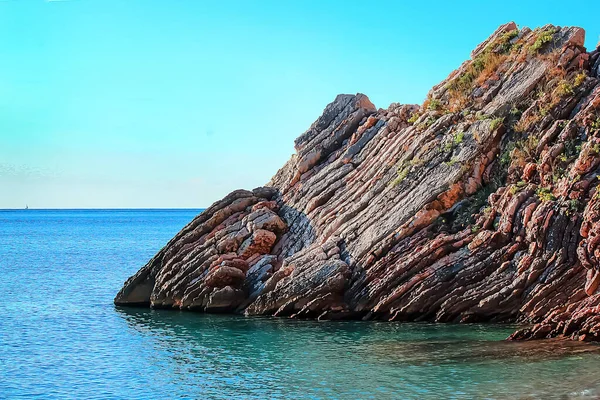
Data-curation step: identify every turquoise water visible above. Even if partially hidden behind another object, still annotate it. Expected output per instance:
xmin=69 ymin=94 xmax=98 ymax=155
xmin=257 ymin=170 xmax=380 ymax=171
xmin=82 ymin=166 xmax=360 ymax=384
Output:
xmin=2 ymin=210 xmax=600 ymax=399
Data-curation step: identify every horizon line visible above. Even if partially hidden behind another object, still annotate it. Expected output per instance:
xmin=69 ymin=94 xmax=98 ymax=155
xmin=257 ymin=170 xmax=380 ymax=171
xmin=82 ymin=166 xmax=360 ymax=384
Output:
xmin=0 ymin=207 xmax=206 ymax=211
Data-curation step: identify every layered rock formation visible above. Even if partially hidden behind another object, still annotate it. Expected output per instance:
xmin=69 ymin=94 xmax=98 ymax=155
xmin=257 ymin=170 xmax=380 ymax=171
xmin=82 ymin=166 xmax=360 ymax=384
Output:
xmin=116 ymin=23 xmax=600 ymax=341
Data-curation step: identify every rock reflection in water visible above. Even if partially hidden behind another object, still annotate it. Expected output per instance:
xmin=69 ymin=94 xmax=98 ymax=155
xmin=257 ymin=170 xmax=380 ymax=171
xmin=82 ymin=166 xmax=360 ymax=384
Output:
xmin=369 ymin=338 xmax=600 ymax=366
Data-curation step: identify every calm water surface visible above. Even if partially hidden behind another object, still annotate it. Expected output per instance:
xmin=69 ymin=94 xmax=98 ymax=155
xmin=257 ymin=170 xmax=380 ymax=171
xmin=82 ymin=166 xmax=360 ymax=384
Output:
xmin=1 ymin=209 xmax=600 ymax=399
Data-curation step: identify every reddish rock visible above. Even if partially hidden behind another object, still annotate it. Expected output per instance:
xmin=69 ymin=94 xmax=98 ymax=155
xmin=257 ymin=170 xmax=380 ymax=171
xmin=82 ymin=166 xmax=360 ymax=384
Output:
xmin=238 ymin=229 xmax=277 ymax=259
xmin=205 ymin=266 xmax=246 ymax=288
xmin=522 ymin=163 xmax=537 ymax=182
xmin=585 ymin=270 xmax=600 ymax=296
xmin=116 ymin=24 xmax=600 ymax=342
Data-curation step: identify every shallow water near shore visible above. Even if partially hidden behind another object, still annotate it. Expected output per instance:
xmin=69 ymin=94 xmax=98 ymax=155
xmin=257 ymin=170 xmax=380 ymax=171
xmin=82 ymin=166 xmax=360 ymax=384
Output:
xmin=2 ymin=209 xmax=600 ymax=399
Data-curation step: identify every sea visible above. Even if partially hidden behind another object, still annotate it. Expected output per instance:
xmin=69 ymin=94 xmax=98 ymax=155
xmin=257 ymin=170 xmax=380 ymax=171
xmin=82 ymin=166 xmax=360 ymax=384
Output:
xmin=1 ymin=209 xmax=600 ymax=399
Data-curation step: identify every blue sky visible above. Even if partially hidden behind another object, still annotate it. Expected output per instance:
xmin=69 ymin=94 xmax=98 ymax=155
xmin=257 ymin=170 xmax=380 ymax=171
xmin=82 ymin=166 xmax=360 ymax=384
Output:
xmin=1 ymin=0 xmax=599 ymax=208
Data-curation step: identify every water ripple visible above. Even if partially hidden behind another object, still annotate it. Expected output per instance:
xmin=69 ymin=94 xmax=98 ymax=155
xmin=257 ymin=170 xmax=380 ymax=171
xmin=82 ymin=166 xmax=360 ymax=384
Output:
xmin=1 ymin=209 xmax=600 ymax=399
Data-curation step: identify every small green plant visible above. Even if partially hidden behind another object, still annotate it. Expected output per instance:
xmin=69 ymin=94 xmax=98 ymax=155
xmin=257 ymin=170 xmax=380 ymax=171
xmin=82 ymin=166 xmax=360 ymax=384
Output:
xmin=498 ymin=29 xmax=519 ymax=52
xmin=530 ymin=28 xmax=557 ymax=53
xmin=574 ymin=72 xmax=587 ymax=87
xmin=444 ymin=157 xmax=458 ymax=167
xmin=555 ymin=80 xmax=574 ymax=97
xmin=441 ymin=132 xmax=465 ymax=153
xmin=490 ymin=117 xmax=504 ymax=131
xmin=552 ymin=166 xmax=566 ymax=183
xmin=410 ymin=157 xmax=421 ymax=166
xmin=428 ymin=98 xmax=442 ymax=111
xmin=454 ymin=131 xmax=465 ymax=145
xmin=391 ymin=166 xmax=410 ymax=186
xmin=536 ymin=88 xmax=545 ymax=99
xmin=567 ymin=199 xmax=581 ymax=214
xmin=500 ymin=141 xmax=517 ymax=166
xmin=516 ymin=135 xmax=540 ymax=160
xmin=471 ymin=224 xmax=481 ymax=233
xmin=510 ymin=182 xmax=527 ymax=194
xmin=408 ymin=112 xmax=420 ymax=124
xmin=419 ymin=116 xmax=436 ymax=130
xmin=591 ymin=117 xmax=600 ymax=132
xmin=391 ymin=157 xmax=425 ymax=187
xmin=510 ymin=181 xmax=527 ymax=195
xmin=536 ymin=186 xmax=556 ymax=202
xmin=509 ymin=106 xmax=522 ymax=118
xmin=539 ymin=104 xmax=550 ymax=117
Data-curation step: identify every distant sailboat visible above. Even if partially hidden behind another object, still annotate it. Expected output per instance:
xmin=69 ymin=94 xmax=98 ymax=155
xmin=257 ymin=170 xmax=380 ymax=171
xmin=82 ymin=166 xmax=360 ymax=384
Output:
xmin=25 ymin=205 xmax=29 ymax=210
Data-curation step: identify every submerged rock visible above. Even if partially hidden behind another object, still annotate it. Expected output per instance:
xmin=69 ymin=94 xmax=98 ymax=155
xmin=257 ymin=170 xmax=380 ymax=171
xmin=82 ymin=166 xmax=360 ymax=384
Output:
xmin=116 ymin=23 xmax=600 ymax=341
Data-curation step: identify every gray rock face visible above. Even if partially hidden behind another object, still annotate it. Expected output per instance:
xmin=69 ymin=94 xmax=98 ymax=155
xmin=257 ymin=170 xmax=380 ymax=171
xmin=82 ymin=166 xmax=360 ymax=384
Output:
xmin=116 ymin=24 xmax=600 ymax=341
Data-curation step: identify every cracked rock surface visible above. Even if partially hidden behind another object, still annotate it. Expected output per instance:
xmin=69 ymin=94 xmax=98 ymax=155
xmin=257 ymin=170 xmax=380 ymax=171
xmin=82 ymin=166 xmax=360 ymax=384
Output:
xmin=116 ymin=23 xmax=600 ymax=341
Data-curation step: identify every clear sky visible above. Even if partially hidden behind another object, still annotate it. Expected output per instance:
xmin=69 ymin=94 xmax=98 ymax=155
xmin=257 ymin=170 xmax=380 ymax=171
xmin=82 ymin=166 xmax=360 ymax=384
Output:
xmin=1 ymin=0 xmax=599 ymax=208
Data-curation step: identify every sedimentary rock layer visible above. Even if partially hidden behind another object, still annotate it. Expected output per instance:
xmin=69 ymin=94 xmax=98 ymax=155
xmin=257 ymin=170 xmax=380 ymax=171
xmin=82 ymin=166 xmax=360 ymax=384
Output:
xmin=116 ymin=23 xmax=600 ymax=341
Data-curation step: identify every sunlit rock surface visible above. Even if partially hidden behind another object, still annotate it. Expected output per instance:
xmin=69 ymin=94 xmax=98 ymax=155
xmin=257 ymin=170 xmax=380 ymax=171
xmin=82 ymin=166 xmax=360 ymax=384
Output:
xmin=116 ymin=23 xmax=600 ymax=341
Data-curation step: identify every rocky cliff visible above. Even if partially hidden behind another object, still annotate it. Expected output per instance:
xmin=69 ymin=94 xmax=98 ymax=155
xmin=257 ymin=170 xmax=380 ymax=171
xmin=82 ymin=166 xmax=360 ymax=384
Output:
xmin=116 ymin=23 xmax=600 ymax=341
